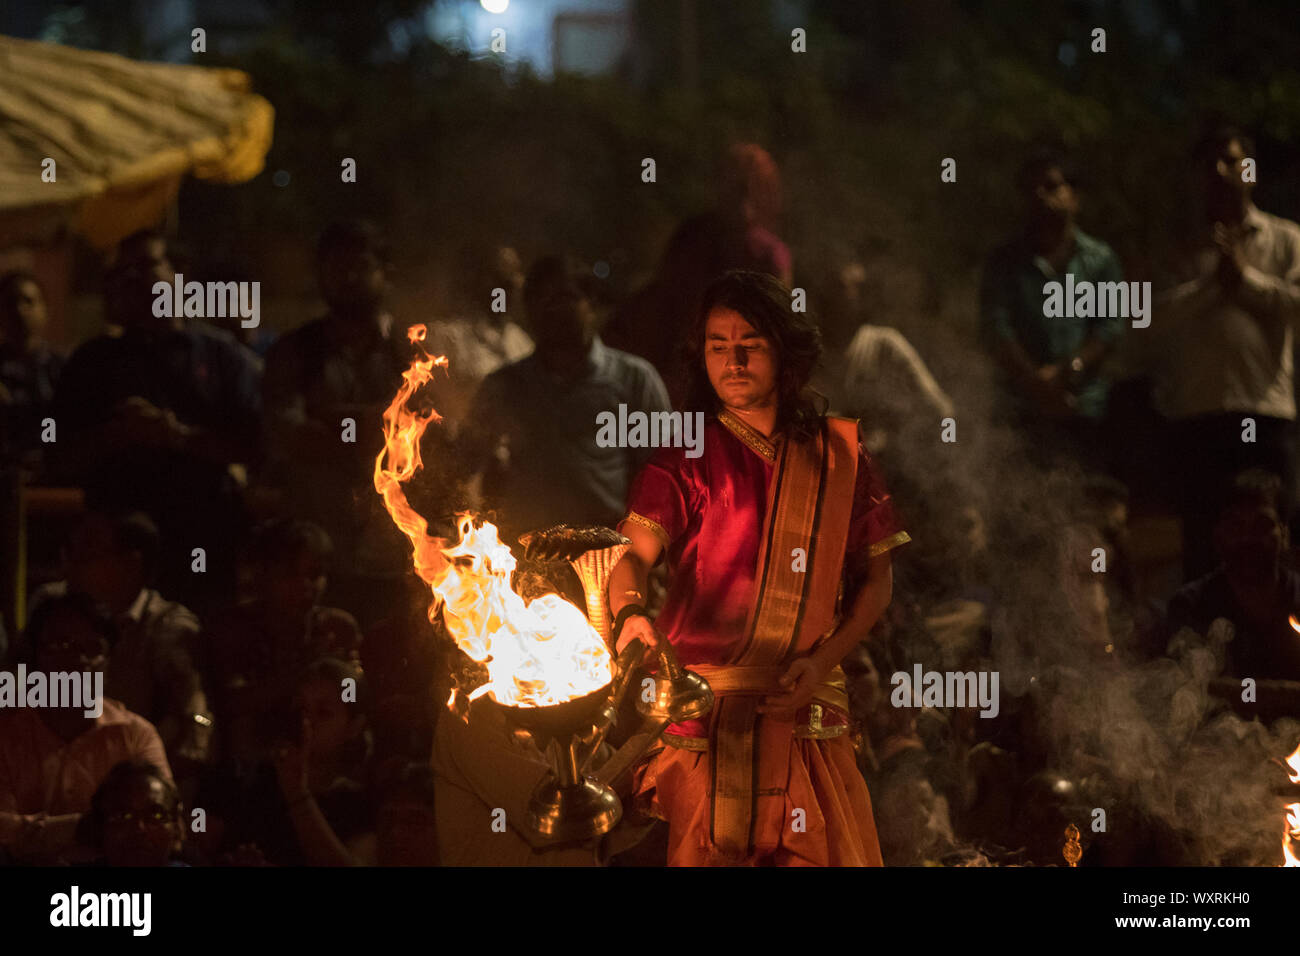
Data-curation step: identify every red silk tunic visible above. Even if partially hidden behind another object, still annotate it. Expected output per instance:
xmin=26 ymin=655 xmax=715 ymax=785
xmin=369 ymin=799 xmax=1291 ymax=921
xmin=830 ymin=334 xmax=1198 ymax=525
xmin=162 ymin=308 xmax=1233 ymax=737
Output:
xmin=618 ymin=412 xmax=908 ymax=736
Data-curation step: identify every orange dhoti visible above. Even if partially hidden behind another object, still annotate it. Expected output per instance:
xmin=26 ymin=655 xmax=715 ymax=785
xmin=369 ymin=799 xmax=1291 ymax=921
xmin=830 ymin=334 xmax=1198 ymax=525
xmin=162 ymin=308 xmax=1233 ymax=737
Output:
xmin=633 ymin=726 xmax=883 ymax=866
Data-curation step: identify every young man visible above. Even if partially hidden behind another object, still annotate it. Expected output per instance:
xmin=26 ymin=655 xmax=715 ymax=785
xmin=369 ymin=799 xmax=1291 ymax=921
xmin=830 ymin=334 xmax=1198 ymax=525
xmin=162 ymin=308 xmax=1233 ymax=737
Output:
xmin=608 ymin=270 xmax=909 ymax=866
xmin=54 ymin=231 xmax=262 ymax=611
xmin=979 ymin=150 xmax=1125 ymax=468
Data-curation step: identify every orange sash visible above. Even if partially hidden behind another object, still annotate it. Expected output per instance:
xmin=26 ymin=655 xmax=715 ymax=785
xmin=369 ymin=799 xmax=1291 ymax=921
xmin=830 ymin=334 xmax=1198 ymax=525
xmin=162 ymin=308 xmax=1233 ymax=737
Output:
xmin=708 ymin=415 xmax=859 ymax=856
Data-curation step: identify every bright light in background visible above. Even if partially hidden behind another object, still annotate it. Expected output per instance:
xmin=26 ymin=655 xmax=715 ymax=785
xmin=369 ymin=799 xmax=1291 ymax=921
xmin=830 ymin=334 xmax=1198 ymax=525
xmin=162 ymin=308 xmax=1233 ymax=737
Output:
xmin=427 ymin=0 xmax=632 ymax=77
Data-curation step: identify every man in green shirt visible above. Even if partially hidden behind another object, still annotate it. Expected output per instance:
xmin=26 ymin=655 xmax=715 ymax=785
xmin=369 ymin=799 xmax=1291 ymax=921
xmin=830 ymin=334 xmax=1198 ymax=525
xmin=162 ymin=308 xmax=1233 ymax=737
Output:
xmin=980 ymin=151 xmax=1126 ymax=467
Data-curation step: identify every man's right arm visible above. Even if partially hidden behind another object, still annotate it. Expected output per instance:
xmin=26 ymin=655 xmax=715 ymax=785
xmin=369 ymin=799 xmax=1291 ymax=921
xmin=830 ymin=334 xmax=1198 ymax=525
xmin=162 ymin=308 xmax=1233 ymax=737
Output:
xmin=610 ymin=445 xmax=690 ymax=653
xmin=608 ymin=522 xmax=663 ymax=654
xmin=981 ymin=263 xmax=1078 ymax=415
xmin=980 ymin=260 xmax=1038 ymax=387
xmin=0 ymin=756 xmax=81 ymax=858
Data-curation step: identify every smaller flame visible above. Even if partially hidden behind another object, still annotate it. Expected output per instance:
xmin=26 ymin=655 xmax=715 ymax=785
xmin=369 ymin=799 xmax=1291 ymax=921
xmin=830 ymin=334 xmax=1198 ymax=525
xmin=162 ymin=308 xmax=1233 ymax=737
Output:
xmin=1285 ymin=803 xmax=1300 ymax=867
xmin=1289 ymin=614 xmax=1300 ymax=635
xmin=1282 ymin=741 xmax=1300 ymax=865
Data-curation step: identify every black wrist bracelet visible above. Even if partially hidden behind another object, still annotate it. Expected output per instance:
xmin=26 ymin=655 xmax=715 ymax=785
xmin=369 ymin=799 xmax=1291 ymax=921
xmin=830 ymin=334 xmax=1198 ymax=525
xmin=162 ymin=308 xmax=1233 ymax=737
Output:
xmin=612 ymin=604 xmax=649 ymax=644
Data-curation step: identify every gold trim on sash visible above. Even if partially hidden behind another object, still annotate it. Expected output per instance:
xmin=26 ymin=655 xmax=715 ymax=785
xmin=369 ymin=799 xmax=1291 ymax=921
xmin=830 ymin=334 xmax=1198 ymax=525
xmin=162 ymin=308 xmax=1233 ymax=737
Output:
xmin=868 ymin=530 xmax=912 ymax=557
xmin=686 ymin=663 xmax=850 ymax=715
xmin=717 ymin=409 xmax=777 ymax=462
xmin=664 ymin=719 xmax=846 ymax=749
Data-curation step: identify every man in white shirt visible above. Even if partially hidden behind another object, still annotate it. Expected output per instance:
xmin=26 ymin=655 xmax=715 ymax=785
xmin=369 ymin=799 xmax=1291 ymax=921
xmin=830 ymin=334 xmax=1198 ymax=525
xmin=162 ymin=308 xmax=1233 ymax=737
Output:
xmin=1144 ymin=126 xmax=1300 ymax=579
xmin=839 ymin=323 xmax=955 ymax=453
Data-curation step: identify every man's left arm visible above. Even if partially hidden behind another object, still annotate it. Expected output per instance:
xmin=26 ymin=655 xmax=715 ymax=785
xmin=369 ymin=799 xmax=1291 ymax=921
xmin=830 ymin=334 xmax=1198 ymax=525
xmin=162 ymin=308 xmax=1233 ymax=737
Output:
xmin=812 ymin=552 xmax=892 ymax=668
xmin=1227 ymin=221 xmax=1300 ymax=322
xmin=761 ymin=553 xmax=892 ymax=713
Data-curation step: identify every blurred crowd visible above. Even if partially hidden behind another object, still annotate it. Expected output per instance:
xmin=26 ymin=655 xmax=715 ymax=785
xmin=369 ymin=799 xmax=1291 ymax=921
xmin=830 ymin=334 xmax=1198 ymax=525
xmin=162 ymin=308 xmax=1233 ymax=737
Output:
xmin=2 ymin=127 xmax=1298 ymax=867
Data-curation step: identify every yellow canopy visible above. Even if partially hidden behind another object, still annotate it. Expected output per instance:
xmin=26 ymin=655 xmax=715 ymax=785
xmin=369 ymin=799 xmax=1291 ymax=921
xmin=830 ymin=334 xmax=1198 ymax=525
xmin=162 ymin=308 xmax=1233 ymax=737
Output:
xmin=0 ymin=35 xmax=273 ymax=248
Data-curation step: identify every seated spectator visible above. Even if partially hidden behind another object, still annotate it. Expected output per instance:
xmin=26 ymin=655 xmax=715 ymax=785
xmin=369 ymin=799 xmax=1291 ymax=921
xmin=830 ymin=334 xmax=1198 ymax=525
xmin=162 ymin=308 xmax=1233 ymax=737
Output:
xmin=205 ymin=519 xmax=362 ymax=767
xmin=1166 ymin=469 xmax=1300 ymax=680
xmin=200 ymin=658 xmax=373 ymax=866
xmin=76 ymin=760 xmax=188 ymax=866
xmin=30 ymin=509 xmax=211 ymax=772
xmin=50 ymin=230 xmax=262 ymax=612
xmin=0 ymin=270 xmax=62 ymax=465
xmin=0 ymin=593 xmax=172 ymax=862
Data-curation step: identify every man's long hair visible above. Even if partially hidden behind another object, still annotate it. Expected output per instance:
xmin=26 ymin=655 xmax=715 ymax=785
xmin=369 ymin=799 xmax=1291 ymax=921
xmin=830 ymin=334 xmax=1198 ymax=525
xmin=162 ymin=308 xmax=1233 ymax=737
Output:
xmin=683 ymin=270 xmax=825 ymax=441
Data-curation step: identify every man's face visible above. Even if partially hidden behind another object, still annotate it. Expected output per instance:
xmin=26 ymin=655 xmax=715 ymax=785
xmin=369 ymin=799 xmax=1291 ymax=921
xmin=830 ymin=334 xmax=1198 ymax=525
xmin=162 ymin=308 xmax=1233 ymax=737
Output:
xmin=318 ymin=246 xmax=386 ymax=317
xmin=1024 ymin=166 xmax=1078 ymax=224
xmin=704 ymin=306 xmax=778 ymax=411
xmin=106 ymin=237 xmax=174 ymax=330
xmin=102 ymin=776 xmax=179 ymax=867
xmin=296 ymin=677 xmax=361 ymax=760
xmin=65 ymin=516 xmax=143 ymax=612
xmin=34 ymin=609 xmax=109 ymax=677
xmin=3 ymin=278 xmax=47 ymax=345
xmin=1216 ymin=502 xmax=1283 ymax=577
xmin=1204 ymin=137 xmax=1252 ymax=209
xmin=528 ymin=278 xmax=595 ymax=368
xmin=261 ymin=549 xmax=327 ymax=617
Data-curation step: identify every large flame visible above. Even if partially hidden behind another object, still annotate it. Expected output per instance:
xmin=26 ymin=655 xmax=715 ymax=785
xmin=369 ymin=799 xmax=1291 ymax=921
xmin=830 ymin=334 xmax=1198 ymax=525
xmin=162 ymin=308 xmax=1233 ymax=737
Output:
xmin=373 ymin=324 xmax=612 ymax=708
